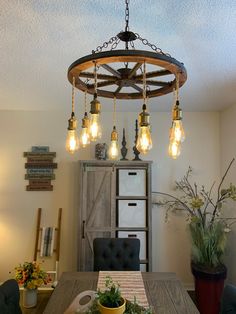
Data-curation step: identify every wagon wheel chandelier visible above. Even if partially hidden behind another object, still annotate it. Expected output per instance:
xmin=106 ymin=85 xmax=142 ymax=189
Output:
xmin=66 ymin=0 xmax=187 ymax=159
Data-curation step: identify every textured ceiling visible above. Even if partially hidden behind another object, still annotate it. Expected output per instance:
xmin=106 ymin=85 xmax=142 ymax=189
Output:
xmin=0 ymin=0 xmax=236 ymax=112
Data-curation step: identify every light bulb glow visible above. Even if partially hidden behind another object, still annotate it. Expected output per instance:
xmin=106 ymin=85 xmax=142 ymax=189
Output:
xmin=109 ymin=140 xmax=119 ymax=160
xmin=170 ymin=120 xmax=185 ymax=143
xmin=66 ymin=129 xmax=79 ymax=154
xmin=168 ymin=139 xmax=181 ymax=159
xmin=136 ymin=126 xmax=152 ymax=154
xmin=90 ymin=113 xmax=101 ymax=141
xmin=80 ymin=127 xmax=90 ymax=147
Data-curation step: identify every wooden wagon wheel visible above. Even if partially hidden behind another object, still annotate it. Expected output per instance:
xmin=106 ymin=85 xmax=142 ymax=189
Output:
xmin=68 ymin=50 xmax=187 ymax=100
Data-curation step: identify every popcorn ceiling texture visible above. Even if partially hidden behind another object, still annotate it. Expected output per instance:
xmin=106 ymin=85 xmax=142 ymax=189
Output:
xmin=0 ymin=0 xmax=236 ymax=112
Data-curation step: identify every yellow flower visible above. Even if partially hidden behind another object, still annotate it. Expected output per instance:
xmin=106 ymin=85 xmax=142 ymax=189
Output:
xmin=190 ymin=196 xmax=204 ymax=209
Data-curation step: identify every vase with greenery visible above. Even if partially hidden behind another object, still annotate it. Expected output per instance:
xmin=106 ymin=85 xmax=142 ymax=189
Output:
xmin=156 ymin=158 xmax=236 ymax=314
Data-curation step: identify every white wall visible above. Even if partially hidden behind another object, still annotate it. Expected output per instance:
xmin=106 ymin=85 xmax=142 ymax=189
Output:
xmin=220 ymin=103 xmax=236 ymax=284
xmin=0 ymin=109 xmax=220 ymax=287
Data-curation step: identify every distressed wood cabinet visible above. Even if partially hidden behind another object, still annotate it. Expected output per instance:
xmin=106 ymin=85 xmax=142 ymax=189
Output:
xmin=78 ymin=160 xmax=152 ymax=271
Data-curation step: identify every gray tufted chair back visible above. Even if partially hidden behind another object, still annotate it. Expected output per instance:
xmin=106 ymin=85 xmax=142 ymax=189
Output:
xmin=0 ymin=279 xmax=22 ymax=314
xmin=93 ymin=238 xmax=140 ymax=271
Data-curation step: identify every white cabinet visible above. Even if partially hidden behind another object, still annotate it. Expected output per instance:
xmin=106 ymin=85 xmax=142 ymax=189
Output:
xmin=78 ymin=160 xmax=152 ymax=271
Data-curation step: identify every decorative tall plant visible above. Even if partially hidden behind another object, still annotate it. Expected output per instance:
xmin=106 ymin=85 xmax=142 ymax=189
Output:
xmin=157 ymin=158 xmax=236 ymax=269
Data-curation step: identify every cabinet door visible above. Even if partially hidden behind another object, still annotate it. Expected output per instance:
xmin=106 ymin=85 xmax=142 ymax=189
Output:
xmin=79 ymin=166 xmax=115 ymax=271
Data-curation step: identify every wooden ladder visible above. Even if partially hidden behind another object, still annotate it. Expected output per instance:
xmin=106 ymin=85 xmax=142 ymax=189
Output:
xmin=33 ymin=207 xmax=62 ymax=283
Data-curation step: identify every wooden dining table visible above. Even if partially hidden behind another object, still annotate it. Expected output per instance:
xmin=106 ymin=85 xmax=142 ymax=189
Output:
xmin=43 ymin=272 xmax=199 ymax=314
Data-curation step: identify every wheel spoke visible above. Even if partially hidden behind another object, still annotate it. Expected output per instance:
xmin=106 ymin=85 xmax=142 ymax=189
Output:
xmin=100 ymin=64 xmax=121 ymax=78
xmin=133 ymin=79 xmax=170 ymax=87
xmin=114 ymin=83 xmax=123 ymax=94
xmin=128 ymin=82 xmax=143 ymax=93
xmin=80 ymin=72 xmax=116 ymax=81
xmin=135 ymin=69 xmax=172 ymax=80
xmin=128 ymin=62 xmax=142 ymax=79
xmin=87 ymin=80 xmax=117 ymax=90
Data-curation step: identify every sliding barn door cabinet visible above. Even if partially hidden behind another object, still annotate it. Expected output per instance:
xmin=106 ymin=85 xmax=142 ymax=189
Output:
xmin=78 ymin=160 xmax=152 ymax=271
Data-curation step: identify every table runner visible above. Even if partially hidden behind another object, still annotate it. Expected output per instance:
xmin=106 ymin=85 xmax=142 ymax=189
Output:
xmin=97 ymin=271 xmax=149 ymax=308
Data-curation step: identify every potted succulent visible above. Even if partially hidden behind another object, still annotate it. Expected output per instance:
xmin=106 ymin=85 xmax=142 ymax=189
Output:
xmin=96 ymin=276 xmax=126 ymax=314
xmin=156 ymin=159 xmax=236 ymax=314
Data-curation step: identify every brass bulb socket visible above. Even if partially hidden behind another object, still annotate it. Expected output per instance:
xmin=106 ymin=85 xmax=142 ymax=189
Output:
xmin=172 ymin=100 xmax=183 ymax=120
xmin=68 ymin=113 xmax=77 ymax=130
xmin=90 ymin=97 xmax=101 ymax=114
xmin=139 ymin=105 xmax=150 ymax=127
xmin=111 ymin=126 xmax=118 ymax=141
xmin=82 ymin=113 xmax=90 ymax=128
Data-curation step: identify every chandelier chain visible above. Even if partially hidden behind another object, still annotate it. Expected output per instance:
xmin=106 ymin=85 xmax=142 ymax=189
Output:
xmin=72 ymin=76 xmax=75 ymax=113
xmin=135 ymin=33 xmax=171 ymax=57
xmin=125 ymin=0 xmax=130 ymax=32
xmin=92 ymin=36 xmax=119 ymax=54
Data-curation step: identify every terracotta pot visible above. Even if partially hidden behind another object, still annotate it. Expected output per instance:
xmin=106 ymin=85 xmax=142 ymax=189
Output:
xmin=23 ymin=288 xmax=37 ymax=308
xmin=98 ymin=297 xmax=126 ymax=314
xmin=191 ymin=262 xmax=227 ymax=314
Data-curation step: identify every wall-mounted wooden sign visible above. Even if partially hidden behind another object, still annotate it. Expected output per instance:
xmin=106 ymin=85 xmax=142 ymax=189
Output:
xmin=24 ymin=146 xmax=57 ymax=191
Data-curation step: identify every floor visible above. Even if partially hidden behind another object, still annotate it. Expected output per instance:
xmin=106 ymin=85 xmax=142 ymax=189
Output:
xmin=20 ymin=289 xmax=197 ymax=313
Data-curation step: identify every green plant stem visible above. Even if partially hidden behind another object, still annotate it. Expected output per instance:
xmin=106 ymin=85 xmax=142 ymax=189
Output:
xmin=211 ymin=158 xmax=235 ymax=225
xmin=152 ymin=191 xmax=195 ymax=216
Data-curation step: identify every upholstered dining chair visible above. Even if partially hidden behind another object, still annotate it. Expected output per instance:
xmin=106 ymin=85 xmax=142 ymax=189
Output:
xmin=93 ymin=237 xmax=140 ymax=271
xmin=0 ymin=279 xmax=22 ymax=314
xmin=220 ymin=284 xmax=236 ymax=314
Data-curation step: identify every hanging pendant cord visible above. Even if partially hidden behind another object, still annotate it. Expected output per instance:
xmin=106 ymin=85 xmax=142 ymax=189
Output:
xmin=72 ymin=76 xmax=75 ymax=113
xmin=173 ymin=87 xmax=176 ymax=105
xmin=94 ymin=62 xmax=97 ymax=94
xmin=176 ymin=74 xmax=179 ymax=101
xmin=143 ymin=61 xmax=146 ymax=104
xmin=113 ymin=96 xmax=116 ymax=126
xmin=84 ymin=89 xmax=87 ymax=112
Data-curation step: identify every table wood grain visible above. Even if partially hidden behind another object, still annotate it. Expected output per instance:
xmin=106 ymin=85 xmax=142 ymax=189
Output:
xmin=43 ymin=272 xmax=199 ymax=314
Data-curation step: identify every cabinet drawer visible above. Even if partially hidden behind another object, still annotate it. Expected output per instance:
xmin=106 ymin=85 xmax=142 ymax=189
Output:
xmin=118 ymin=169 xmax=146 ymax=196
xmin=117 ymin=231 xmax=146 ymax=260
xmin=118 ymin=200 xmax=146 ymax=227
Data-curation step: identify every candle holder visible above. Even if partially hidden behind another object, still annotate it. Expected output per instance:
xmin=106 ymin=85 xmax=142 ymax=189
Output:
xmin=120 ymin=128 xmax=128 ymax=160
xmin=133 ymin=119 xmax=141 ymax=161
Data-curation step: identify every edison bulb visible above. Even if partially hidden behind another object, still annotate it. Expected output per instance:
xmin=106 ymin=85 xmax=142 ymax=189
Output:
xmin=109 ymin=140 xmax=119 ymax=160
xmin=90 ymin=113 xmax=102 ymax=141
xmin=136 ymin=126 xmax=153 ymax=154
xmin=170 ymin=120 xmax=185 ymax=143
xmin=66 ymin=129 xmax=79 ymax=154
xmin=80 ymin=128 xmax=90 ymax=147
xmin=168 ymin=139 xmax=181 ymax=159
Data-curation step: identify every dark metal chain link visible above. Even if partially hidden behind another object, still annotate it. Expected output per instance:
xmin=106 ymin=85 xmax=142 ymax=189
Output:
xmin=92 ymin=36 xmax=120 ymax=54
xmin=135 ymin=33 xmax=171 ymax=57
xmin=125 ymin=0 xmax=129 ymax=31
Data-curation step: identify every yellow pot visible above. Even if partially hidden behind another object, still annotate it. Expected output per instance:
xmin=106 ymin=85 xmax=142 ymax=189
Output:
xmin=98 ymin=297 xmax=126 ymax=314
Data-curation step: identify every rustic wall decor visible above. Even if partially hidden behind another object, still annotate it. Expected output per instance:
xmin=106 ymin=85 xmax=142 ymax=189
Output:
xmin=24 ymin=146 xmax=57 ymax=191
